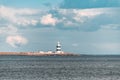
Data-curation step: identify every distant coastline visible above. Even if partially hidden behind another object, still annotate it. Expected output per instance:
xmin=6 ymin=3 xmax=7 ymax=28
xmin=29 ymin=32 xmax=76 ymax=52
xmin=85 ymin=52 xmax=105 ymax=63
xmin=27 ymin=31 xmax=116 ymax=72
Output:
xmin=1 ymin=52 xmax=120 ymax=57
xmin=0 ymin=52 xmax=80 ymax=56
xmin=0 ymin=42 xmax=81 ymax=56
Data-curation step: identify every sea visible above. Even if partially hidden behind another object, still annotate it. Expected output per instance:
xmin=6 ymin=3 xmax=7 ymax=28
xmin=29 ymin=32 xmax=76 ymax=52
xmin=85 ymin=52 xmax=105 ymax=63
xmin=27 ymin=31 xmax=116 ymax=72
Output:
xmin=0 ymin=55 xmax=120 ymax=80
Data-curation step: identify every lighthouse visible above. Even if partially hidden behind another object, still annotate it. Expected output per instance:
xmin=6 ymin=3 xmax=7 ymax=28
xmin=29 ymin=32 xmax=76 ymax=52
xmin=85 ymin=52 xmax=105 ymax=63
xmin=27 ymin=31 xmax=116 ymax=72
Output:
xmin=56 ymin=42 xmax=61 ymax=53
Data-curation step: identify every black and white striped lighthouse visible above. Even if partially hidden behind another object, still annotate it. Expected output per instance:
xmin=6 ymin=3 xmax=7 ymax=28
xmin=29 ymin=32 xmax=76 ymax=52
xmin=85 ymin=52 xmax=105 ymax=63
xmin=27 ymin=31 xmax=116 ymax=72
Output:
xmin=56 ymin=42 xmax=61 ymax=53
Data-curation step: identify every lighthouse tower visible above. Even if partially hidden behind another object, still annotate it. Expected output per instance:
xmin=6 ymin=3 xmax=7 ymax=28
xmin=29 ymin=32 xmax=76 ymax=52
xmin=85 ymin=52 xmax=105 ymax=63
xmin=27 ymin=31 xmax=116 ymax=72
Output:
xmin=56 ymin=42 xmax=61 ymax=53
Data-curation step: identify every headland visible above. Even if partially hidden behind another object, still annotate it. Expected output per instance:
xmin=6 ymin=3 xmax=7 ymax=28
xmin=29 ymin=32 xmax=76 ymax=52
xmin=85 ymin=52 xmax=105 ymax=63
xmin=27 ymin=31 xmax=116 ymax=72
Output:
xmin=0 ymin=52 xmax=80 ymax=56
xmin=0 ymin=42 xmax=79 ymax=56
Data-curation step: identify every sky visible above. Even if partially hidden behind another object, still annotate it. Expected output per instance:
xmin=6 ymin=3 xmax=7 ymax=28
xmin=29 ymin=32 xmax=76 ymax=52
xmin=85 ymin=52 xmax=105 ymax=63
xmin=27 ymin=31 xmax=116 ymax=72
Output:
xmin=0 ymin=0 xmax=120 ymax=55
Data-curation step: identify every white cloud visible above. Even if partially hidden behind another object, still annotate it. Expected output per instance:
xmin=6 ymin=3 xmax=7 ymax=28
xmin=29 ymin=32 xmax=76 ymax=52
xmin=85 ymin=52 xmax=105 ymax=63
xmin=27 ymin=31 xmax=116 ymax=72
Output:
xmin=73 ymin=9 xmax=103 ymax=18
xmin=16 ymin=18 xmax=38 ymax=26
xmin=31 ymin=20 xmax=38 ymax=26
xmin=6 ymin=35 xmax=28 ymax=48
xmin=0 ymin=5 xmax=39 ymax=27
xmin=0 ymin=6 xmax=119 ymax=30
xmin=53 ymin=8 xmax=120 ymax=31
xmin=73 ymin=8 xmax=106 ymax=23
xmin=57 ymin=8 xmax=105 ymax=23
xmin=40 ymin=14 xmax=58 ymax=26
